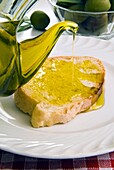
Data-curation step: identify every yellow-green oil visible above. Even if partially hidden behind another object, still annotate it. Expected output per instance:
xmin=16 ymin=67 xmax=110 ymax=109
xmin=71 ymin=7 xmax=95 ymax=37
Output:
xmin=24 ymin=57 xmax=104 ymax=110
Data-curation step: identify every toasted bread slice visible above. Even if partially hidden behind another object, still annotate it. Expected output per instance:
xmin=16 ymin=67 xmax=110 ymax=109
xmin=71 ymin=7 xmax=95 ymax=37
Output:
xmin=14 ymin=56 xmax=105 ymax=127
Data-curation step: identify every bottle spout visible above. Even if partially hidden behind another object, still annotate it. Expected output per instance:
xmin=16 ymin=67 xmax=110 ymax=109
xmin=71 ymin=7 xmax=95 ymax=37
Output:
xmin=49 ymin=20 xmax=78 ymax=37
xmin=19 ymin=21 xmax=78 ymax=84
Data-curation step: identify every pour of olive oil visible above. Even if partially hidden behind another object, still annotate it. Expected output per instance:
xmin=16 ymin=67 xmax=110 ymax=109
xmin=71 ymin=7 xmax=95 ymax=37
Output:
xmin=71 ymin=33 xmax=104 ymax=111
xmin=71 ymin=32 xmax=76 ymax=86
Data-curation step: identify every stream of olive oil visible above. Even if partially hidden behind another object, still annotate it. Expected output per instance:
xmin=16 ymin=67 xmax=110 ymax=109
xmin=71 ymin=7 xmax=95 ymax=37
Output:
xmin=71 ymin=32 xmax=104 ymax=111
xmin=71 ymin=32 xmax=75 ymax=85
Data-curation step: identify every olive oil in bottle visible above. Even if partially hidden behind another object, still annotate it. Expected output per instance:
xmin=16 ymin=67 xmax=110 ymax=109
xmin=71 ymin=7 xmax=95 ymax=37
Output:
xmin=0 ymin=19 xmax=78 ymax=96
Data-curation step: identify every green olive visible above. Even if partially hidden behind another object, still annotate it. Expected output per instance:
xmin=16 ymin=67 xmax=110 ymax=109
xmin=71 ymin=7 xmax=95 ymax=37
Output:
xmin=82 ymin=14 xmax=108 ymax=32
xmin=30 ymin=10 xmax=50 ymax=30
xmin=85 ymin=0 xmax=111 ymax=12
xmin=64 ymin=4 xmax=87 ymax=24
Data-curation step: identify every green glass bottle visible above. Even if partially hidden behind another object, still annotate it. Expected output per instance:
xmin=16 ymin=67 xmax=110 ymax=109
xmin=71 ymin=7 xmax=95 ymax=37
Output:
xmin=0 ymin=1 xmax=78 ymax=96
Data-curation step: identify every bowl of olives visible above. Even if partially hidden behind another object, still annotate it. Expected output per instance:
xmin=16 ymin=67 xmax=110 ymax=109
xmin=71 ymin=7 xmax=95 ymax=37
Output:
xmin=48 ymin=0 xmax=114 ymax=39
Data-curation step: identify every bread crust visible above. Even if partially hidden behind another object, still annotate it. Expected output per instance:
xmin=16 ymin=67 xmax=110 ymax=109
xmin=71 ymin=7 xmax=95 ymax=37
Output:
xmin=14 ymin=56 xmax=105 ymax=127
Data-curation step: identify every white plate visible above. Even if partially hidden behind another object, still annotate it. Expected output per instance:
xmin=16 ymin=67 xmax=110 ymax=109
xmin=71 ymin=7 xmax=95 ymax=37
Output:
xmin=0 ymin=35 xmax=114 ymax=159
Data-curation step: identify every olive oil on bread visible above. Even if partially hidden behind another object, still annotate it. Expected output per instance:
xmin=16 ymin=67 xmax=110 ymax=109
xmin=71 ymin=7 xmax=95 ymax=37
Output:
xmin=14 ymin=55 xmax=105 ymax=127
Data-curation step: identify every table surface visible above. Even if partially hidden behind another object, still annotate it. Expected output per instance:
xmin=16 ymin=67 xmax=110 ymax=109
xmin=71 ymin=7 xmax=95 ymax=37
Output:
xmin=1 ymin=149 xmax=114 ymax=170
xmin=1 ymin=0 xmax=114 ymax=169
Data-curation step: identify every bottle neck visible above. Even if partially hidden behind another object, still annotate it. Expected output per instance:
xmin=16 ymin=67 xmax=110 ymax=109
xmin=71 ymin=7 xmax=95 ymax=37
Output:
xmin=0 ymin=0 xmax=37 ymax=20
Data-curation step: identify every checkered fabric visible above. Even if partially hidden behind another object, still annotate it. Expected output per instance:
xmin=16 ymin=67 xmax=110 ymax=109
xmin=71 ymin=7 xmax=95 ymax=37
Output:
xmin=0 ymin=150 xmax=114 ymax=170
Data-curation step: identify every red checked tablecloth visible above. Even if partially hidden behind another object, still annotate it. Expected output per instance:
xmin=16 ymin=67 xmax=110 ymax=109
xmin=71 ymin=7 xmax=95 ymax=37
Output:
xmin=0 ymin=149 xmax=114 ymax=170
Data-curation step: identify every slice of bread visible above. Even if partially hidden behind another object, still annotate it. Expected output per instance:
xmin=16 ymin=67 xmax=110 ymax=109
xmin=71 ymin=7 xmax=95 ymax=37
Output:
xmin=14 ymin=56 xmax=105 ymax=128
